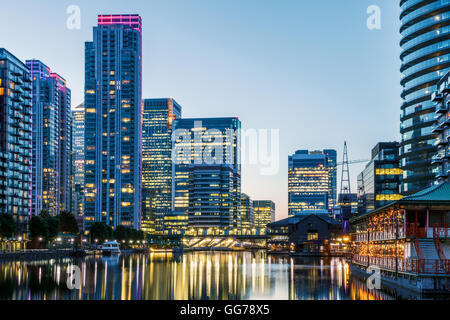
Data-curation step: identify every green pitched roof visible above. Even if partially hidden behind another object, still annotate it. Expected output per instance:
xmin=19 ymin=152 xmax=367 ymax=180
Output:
xmin=401 ymin=182 xmax=450 ymax=202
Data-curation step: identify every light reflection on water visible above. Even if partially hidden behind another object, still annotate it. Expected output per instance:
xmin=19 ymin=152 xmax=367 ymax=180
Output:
xmin=0 ymin=251 xmax=395 ymax=300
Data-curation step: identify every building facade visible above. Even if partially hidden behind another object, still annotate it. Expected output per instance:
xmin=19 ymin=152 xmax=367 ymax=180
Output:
xmin=399 ymin=0 xmax=450 ymax=194
xmin=288 ymin=150 xmax=336 ymax=215
xmin=172 ymin=117 xmax=241 ymax=231
xmin=26 ymin=60 xmax=72 ymax=217
xmin=72 ymin=103 xmax=85 ymax=219
xmin=240 ymin=193 xmax=254 ymax=230
xmin=141 ymin=98 xmax=182 ymax=234
xmin=84 ymin=14 xmax=142 ymax=229
xmin=0 ymin=49 xmax=32 ymax=235
xmin=253 ymin=200 xmax=275 ymax=228
xmin=357 ymin=142 xmax=403 ymax=215
xmin=431 ymin=71 xmax=450 ymax=182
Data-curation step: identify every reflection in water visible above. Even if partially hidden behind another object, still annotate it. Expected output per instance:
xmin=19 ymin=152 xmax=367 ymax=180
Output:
xmin=0 ymin=251 xmax=400 ymax=300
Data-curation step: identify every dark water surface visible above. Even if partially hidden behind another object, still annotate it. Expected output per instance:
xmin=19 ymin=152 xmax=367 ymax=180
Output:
xmin=0 ymin=251 xmax=407 ymax=300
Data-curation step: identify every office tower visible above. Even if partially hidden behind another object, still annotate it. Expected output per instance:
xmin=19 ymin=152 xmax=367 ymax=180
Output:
xmin=324 ymin=149 xmax=337 ymax=208
xmin=399 ymin=1 xmax=450 ymax=193
xmin=357 ymin=142 xmax=403 ymax=215
xmin=288 ymin=150 xmax=336 ymax=216
xmin=84 ymin=14 xmax=142 ymax=229
xmin=172 ymin=117 xmax=241 ymax=231
xmin=0 ymin=49 xmax=32 ymax=235
xmin=253 ymin=200 xmax=275 ymax=228
xmin=240 ymin=193 xmax=254 ymax=230
xmin=141 ymin=98 xmax=182 ymax=234
xmin=72 ymin=103 xmax=85 ymax=218
xmin=431 ymin=73 xmax=450 ymax=182
xmin=338 ymin=193 xmax=358 ymax=215
xmin=26 ymin=60 xmax=72 ymax=217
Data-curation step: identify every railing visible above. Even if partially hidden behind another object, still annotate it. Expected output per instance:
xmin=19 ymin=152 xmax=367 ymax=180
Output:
xmin=351 ymin=254 xmax=450 ymax=275
xmin=433 ymin=223 xmax=449 ymax=239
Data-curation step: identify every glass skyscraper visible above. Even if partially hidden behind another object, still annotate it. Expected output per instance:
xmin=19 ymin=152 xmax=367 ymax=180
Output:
xmin=240 ymin=193 xmax=254 ymax=230
xmin=0 ymin=48 xmax=32 ymax=235
xmin=72 ymin=103 xmax=85 ymax=219
xmin=172 ymin=117 xmax=241 ymax=231
xmin=357 ymin=142 xmax=403 ymax=215
xmin=288 ymin=150 xmax=336 ymax=216
xmin=141 ymin=98 xmax=182 ymax=234
xmin=84 ymin=15 xmax=142 ymax=229
xmin=399 ymin=0 xmax=450 ymax=193
xmin=253 ymin=200 xmax=275 ymax=228
xmin=26 ymin=60 xmax=72 ymax=217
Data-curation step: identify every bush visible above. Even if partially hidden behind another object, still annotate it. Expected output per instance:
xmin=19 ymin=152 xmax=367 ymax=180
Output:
xmin=0 ymin=214 xmax=16 ymax=238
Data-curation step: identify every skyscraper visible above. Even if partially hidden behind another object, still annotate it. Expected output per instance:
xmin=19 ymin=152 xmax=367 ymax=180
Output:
xmin=72 ymin=103 xmax=85 ymax=218
xmin=399 ymin=1 xmax=450 ymax=193
xmin=84 ymin=14 xmax=142 ymax=229
xmin=288 ymin=150 xmax=336 ymax=216
xmin=357 ymin=142 xmax=403 ymax=215
xmin=430 ymin=72 xmax=450 ymax=183
xmin=141 ymin=98 xmax=182 ymax=234
xmin=0 ymin=48 xmax=32 ymax=235
xmin=240 ymin=193 xmax=254 ymax=230
xmin=172 ymin=118 xmax=241 ymax=231
xmin=26 ymin=60 xmax=72 ymax=217
xmin=253 ymin=200 xmax=275 ymax=228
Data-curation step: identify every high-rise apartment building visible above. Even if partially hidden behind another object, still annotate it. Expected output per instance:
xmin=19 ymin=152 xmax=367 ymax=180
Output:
xmin=253 ymin=200 xmax=275 ymax=228
xmin=172 ymin=117 xmax=241 ymax=230
xmin=431 ymin=72 xmax=450 ymax=182
xmin=288 ymin=150 xmax=336 ymax=216
xmin=26 ymin=60 xmax=72 ymax=217
xmin=141 ymin=98 xmax=182 ymax=234
xmin=72 ymin=103 xmax=85 ymax=218
xmin=0 ymin=49 xmax=32 ymax=235
xmin=399 ymin=0 xmax=450 ymax=193
xmin=84 ymin=14 xmax=142 ymax=229
xmin=357 ymin=142 xmax=403 ymax=215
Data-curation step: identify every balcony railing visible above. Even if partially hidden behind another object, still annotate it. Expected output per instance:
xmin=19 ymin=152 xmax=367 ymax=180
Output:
xmin=351 ymin=254 xmax=450 ymax=275
xmin=433 ymin=223 xmax=449 ymax=239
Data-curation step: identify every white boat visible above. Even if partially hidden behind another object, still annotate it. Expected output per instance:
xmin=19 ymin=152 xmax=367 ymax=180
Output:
xmin=101 ymin=241 xmax=121 ymax=255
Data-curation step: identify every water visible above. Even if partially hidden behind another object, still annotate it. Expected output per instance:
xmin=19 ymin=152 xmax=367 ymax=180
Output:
xmin=0 ymin=251 xmax=401 ymax=300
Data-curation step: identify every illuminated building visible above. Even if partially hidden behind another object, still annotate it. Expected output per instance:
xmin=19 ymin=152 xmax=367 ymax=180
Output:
xmin=163 ymin=211 xmax=188 ymax=235
xmin=430 ymin=71 xmax=450 ymax=183
xmin=0 ymin=48 xmax=32 ymax=235
xmin=288 ymin=150 xmax=336 ymax=215
xmin=172 ymin=117 xmax=241 ymax=230
xmin=398 ymin=1 xmax=450 ymax=194
xmin=84 ymin=15 xmax=142 ymax=229
xmin=72 ymin=103 xmax=85 ymax=220
xmin=357 ymin=142 xmax=403 ymax=215
xmin=26 ymin=60 xmax=72 ymax=217
xmin=253 ymin=200 xmax=275 ymax=228
xmin=350 ymin=182 xmax=450 ymax=292
xmin=141 ymin=98 xmax=182 ymax=234
xmin=240 ymin=193 xmax=254 ymax=230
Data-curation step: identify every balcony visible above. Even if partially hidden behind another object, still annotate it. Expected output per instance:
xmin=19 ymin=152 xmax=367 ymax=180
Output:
xmin=436 ymin=139 xmax=449 ymax=147
xmin=432 ymin=91 xmax=444 ymax=102
xmin=432 ymin=123 xmax=444 ymax=134
xmin=436 ymin=104 xmax=448 ymax=114
xmin=431 ymin=155 xmax=444 ymax=165
xmin=443 ymin=83 xmax=450 ymax=94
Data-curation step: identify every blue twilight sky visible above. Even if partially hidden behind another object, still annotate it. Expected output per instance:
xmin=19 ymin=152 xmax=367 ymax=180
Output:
xmin=0 ymin=0 xmax=402 ymax=220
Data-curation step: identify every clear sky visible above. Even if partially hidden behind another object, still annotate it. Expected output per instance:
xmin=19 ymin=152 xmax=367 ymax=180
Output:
xmin=0 ymin=0 xmax=402 ymax=221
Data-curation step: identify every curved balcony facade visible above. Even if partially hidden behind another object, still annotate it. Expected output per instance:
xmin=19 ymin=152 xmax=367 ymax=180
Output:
xmin=399 ymin=0 xmax=450 ymax=193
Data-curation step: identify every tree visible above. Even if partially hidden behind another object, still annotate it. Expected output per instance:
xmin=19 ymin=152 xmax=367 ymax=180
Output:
xmin=113 ymin=225 xmax=131 ymax=242
xmin=89 ymin=222 xmax=112 ymax=244
xmin=39 ymin=210 xmax=59 ymax=241
xmin=58 ymin=211 xmax=79 ymax=234
xmin=0 ymin=214 xmax=16 ymax=239
xmin=29 ymin=216 xmax=49 ymax=240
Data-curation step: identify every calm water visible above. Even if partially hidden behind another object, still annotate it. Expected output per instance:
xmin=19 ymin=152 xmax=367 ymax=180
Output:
xmin=0 ymin=251 xmax=400 ymax=300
